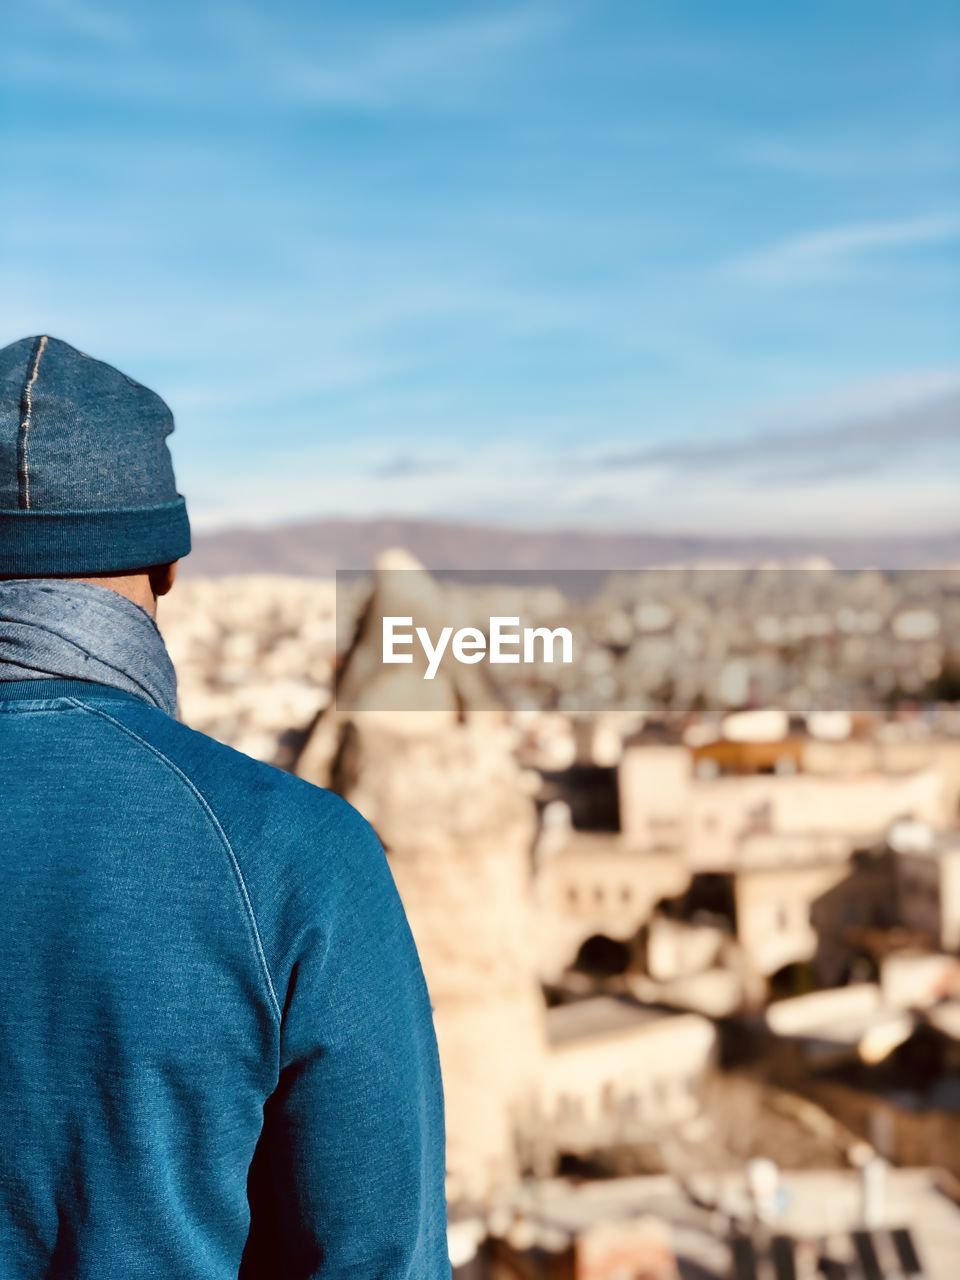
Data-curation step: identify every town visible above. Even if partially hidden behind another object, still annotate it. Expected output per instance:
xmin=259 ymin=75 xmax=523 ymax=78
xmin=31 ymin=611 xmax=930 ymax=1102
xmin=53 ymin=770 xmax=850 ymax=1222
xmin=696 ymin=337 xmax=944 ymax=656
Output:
xmin=161 ymin=559 xmax=960 ymax=1279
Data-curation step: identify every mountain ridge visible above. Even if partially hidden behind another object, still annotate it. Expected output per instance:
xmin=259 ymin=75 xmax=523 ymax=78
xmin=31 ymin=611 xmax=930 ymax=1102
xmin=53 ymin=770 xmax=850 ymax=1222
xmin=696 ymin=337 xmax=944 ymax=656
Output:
xmin=183 ymin=516 xmax=960 ymax=575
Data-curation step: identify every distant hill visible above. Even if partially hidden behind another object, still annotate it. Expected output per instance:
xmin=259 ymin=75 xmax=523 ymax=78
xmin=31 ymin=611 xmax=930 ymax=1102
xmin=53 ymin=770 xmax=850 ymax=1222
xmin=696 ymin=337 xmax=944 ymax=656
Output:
xmin=183 ymin=516 xmax=960 ymax=576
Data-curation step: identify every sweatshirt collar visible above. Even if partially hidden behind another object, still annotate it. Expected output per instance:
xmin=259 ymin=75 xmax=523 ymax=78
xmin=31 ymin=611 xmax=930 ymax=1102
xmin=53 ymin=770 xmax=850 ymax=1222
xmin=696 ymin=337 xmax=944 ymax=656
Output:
xmin=0 ymin=677 xmax=145 ymax=704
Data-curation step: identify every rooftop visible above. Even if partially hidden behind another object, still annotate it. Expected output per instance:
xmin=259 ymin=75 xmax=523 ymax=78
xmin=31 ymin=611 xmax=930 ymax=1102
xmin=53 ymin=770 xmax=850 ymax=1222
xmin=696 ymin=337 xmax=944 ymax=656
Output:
xmin=546 ymin=996 xmax=671 ymax=1046
xmin=487 ymin=1168 xmax=960 ymax=1280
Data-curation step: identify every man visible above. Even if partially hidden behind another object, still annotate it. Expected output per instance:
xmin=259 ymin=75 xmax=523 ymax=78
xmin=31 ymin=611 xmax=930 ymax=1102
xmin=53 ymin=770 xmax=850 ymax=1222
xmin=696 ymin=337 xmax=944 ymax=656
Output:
xmin=0 ymin=336 xmax=450 ymax=1279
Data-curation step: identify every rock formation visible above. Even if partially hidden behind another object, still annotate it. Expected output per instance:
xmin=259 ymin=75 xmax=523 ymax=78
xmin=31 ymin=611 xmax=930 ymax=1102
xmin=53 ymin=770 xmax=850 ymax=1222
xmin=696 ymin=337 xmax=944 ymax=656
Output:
xmin=295 ymin=553 xmax=547 ymax=1202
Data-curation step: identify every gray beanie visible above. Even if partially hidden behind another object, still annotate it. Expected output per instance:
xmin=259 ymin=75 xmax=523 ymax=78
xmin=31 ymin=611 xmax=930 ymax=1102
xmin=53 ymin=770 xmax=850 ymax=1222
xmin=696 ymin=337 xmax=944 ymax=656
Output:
xmin=0 ymin=335 xmax=191 ymax=575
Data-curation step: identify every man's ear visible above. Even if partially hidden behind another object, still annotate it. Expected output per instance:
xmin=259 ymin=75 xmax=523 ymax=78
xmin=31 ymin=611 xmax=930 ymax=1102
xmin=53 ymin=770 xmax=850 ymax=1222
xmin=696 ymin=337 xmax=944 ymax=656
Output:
xmin=149 ymin=561 xmax=178 ymax=598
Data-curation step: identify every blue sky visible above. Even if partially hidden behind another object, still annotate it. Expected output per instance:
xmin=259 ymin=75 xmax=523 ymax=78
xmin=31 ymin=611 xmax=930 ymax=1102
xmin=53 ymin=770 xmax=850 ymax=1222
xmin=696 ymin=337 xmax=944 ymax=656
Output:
xmin=1 ymin=0 xmax=958 ymax=534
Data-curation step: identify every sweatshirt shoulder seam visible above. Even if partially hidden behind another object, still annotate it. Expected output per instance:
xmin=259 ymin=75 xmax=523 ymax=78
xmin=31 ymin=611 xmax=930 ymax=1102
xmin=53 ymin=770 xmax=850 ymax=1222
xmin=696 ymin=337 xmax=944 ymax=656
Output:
xmin=65 ymin=696 xmax=283 ymax=1025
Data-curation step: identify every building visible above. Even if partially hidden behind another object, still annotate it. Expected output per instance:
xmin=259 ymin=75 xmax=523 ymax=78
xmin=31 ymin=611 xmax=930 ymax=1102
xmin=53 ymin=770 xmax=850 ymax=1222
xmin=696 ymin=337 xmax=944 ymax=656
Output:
xmin=535 ymin=998 xmax=716 ymax=1164
xmin=891 ymin=824 xmax=960 ymax=953
xmin=533 ymin=832 xmax=689 ymax=979
xmin=618 ymin=727 xmax=945 ymax=873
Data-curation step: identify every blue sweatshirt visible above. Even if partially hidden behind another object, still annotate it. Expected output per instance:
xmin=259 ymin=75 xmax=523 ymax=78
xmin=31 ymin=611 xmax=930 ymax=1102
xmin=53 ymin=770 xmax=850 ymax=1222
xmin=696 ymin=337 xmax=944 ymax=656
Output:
xmin=0 ymin=678 xmax=449 ymax=1279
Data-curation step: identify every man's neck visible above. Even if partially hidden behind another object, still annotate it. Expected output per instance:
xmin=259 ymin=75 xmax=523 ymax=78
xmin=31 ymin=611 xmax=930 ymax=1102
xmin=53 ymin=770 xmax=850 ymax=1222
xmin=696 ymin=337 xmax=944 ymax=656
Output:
xmin=73 ymin=574 xmax=158 ymax=618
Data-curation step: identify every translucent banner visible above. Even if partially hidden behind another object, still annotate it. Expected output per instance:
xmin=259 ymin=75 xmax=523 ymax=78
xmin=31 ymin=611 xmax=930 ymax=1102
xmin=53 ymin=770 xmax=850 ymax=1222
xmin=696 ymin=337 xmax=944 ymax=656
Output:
xmin=333 ymin=567 xmax=960 ymax=715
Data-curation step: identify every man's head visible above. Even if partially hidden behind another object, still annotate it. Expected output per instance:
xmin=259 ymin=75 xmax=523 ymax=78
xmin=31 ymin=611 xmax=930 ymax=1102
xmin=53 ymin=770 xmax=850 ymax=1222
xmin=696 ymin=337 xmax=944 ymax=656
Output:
xmin=0 ymin=336 xmax=190 ymax=614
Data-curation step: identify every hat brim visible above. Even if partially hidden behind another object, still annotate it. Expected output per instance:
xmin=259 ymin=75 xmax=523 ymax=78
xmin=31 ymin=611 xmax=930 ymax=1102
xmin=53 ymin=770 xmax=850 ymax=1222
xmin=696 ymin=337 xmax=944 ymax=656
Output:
xmin=0 ymin=497 xmax=191 ymax=575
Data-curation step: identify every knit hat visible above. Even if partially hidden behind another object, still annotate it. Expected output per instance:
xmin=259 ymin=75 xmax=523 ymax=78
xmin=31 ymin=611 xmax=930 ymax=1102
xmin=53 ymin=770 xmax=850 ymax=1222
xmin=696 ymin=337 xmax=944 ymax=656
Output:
xmin=0 ymin=335 xmax=190 ymax=574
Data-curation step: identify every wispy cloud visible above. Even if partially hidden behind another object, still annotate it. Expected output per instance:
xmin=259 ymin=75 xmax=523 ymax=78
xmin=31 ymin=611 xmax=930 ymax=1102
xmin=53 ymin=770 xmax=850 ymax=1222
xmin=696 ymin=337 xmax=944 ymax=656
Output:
xmin=187 ymin=414 xmax=960 ymax=538
xmin=597 ymin=379 xmax=960 ymax=484
xmin=183 ymin=372 xmax=960 ymax=534
xmin=725 ymin=213 xmax=960 ymax=283
xmin=280 ymin=6 xmax=562 ymax=110
xmin=736 ymin=137 xmax=960 ymax=180
xmin=3 ymin=3 xmax=562 ymax=113
xmin=368 ymin=455 xmax=455 ymax=480
xmin=31 ymin=0 xmax=137 ymax=48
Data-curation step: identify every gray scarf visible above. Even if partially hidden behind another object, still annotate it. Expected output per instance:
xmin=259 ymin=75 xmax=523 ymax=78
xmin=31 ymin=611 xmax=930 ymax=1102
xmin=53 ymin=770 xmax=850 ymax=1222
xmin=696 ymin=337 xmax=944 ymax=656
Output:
xmin=0 ymin=579 xmax=178 ymax=717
